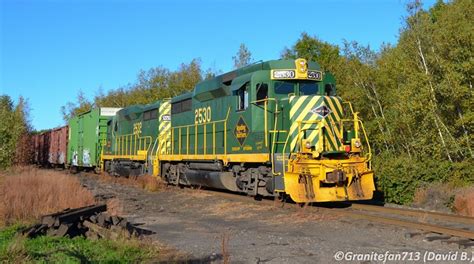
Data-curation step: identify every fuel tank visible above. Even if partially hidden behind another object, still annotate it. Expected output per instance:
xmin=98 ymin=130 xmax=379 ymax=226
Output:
xmin=181 ymin=169 xmax=239 ymax=192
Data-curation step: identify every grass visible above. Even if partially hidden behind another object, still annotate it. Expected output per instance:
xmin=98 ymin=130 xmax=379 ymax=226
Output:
xmin=0 ymin=167 xmax=95 ymax=226
xmin=454 ymin=187 xmax=474 ymax=217
xmin=0 ymin=224 xmax=160 ymax=263
xmin=0 ymin=167 xmax=174 ymax=263
xmin=412 ymin=183 xmax=474 ymax=216
xmin=95 ymin=173 xmax=166 ymax=193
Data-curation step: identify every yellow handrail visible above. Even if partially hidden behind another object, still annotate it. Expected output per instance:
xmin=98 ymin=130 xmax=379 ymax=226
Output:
xmin=251 ymin=98 xmax=279 ymax=148
xmin=113 ymin=133 xmax=153 ymax=157
xmin=170 ymin=107 xmax=231 ymax=156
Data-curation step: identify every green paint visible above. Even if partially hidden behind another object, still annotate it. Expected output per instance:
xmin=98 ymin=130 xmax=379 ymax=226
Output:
xmin=68 ymin=108 xmax=119 ymax=168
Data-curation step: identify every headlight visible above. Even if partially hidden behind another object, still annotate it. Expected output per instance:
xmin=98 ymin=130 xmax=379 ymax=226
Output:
xmin=305 ymin=141 xmax=312 ymax=149
xmin=354 ymin=140 xmax=361 ymax=148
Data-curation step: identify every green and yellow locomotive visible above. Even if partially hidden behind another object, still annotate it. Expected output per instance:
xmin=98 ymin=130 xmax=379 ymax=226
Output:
xmin=101 ymin=58 xmax=375 ymax=203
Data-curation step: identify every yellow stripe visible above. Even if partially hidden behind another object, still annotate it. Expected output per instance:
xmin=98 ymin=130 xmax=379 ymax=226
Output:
xmin=333 ymin=97 xmax=344 ymax=117
xmin=289 ymin=112 xmax=320 ymax=150
xmin=289 ymin=96 xmax=307 ymax=119
xmin=159 ymin=153 xmax=269 ymax=164
xmin=289 ymin=95 xmax=296 ymax=103
xmin=324 ymin=113 xmax=342 ymax=142
xmin=324 ymin=121 xmax=338 ymax=150
xmin=288 ymin=97 xmax=319 ymax=136
xmin=159 ymin=101 xmax=170 ymax=112
xmin=159 ymin=108 xmax=170 ymax=116
xmin=102 ymin=154 xmax=147 ymax=161
xmin=324 ymin=96 xmax=343 ymax=147
xmin=159 ymin=121 xmax=170 ymax=131
xmin=325 ymin=96 xmax=340 ymax=120
xmin=158 ymin=101 xmax=171 ymax=155
xmin=306 ymin=122 xmax=322 ymax=143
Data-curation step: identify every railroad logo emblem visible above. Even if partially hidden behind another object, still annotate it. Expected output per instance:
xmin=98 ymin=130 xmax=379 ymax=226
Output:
xmin=234 ymin=116 xmax=249 ymax=146
xmin=311 ymin=105 xmax=331 ymax=118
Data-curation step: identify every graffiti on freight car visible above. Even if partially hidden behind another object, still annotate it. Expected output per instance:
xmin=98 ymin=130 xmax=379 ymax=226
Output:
xmin=83 ymin=149 xmax=91 ymax=166
xmin=72 ymin=151 xmax=78 ymax=166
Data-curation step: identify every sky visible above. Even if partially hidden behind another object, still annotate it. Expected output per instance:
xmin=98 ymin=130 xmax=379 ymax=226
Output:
xmin=0 ymin=0 xmax=436 ymax=130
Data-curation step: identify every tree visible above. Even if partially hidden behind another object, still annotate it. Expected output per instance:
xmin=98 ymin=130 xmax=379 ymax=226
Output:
xmin=281 ymin=32 xmax=341 ymax=73
xmin=232 ymin=43 xmax=253 ymax=69
xmin=60 ymin=90 xmax=93 ymax=122
xmin=65 ymin=58 xmax=213 ymax=121
xmin=0 ymin=95 xmax=32 ymax=169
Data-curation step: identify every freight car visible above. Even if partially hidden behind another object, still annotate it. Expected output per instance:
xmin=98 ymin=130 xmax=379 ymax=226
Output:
xmin=48 ymin=126 xmax=68 ymax=167
xmin=32 ymin=131 xmax=50 ymax=166
xmin=67 ymin=107 xmax=121 ymax=171
xmin=100 ymin=58 xmax=375 ymax=203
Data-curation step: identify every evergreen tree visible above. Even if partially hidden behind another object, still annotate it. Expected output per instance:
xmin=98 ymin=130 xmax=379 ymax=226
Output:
xmin=232 ymin=43 xmax=253 ymax=69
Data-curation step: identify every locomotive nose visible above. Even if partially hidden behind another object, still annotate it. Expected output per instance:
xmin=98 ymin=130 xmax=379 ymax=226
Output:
xmin=288 ymin=95 xmax=344 ymax=155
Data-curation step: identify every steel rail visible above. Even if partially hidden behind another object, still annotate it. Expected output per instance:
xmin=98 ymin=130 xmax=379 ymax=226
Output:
xmin=186 ymin=188 xmax=474 ymax=240
xmin=341 ymin=211 xmax=474 ymax=240
xmin=349 ymin=203 xmax=474 ymax=225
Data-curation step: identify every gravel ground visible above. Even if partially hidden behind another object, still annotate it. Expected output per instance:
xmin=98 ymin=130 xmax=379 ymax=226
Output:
xmin=76 ymin=173 xmax=473 ymax=264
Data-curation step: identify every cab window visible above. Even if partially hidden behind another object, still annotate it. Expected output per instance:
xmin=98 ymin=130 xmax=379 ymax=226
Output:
xmin=256 ymin=83 xmax=268 ymax=105
xmin=274 ymin=81 xmax=295 ymax=94
xmin=236 ymin=83 xmax=249 ymax=111
xmin=299 ymin=82 xmax=319 ymax=95
xmin=325 ymin=84 xmax=336 ymax=96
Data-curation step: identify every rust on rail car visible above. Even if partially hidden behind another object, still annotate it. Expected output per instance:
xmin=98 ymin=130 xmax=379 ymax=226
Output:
xmin=48 ymin=126 xmax=68 ymax=166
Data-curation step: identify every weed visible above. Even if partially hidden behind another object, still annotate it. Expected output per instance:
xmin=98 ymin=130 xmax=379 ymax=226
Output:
xmin=0 ymin=225 xmax=160 ymax=263
xmin=453 ymin=187 xmax=474 ymax=217
xmin=0 ymin=167 xmax=94 ymax=225
xmin=96 ymin=172 xmax=166 ymax=192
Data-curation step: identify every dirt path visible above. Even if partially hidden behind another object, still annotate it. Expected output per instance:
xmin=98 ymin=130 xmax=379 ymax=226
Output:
xmin=76 ymin=173 xmax=467 ymax=263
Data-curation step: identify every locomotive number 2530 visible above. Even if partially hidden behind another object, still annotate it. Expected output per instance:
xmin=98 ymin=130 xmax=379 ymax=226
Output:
xmin=195 ymin=106 xmax=212 ymax=124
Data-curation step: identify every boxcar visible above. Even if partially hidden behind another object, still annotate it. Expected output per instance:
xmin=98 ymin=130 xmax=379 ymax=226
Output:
xmin=68 ymin=107 xmax=121 ymax=171
xmin=48 ymin=126 xmax=68 ymax=167
xmin=32 ymin=131 xmax=51 ymax=166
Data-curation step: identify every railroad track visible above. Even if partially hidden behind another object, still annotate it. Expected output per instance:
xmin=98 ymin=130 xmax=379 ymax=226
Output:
xmin=343 ymin=203 xmax=474 ymax=244
xmin=186 ymin=188 xmax=474 ymax=248
xmin=79 ymin=172 xmax=474 ymax=248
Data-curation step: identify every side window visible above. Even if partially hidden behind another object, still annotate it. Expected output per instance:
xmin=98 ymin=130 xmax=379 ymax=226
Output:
xmin=143 ymin=109 xmax=158 ymax=121
xmin=114 ymin=121 xmax=118 ymax=132
xmin=325 ymin=84 xmax=335 ymax=96
xmin=143 ymin=111 xmax=151 ymax=120
xmin=181 ymin=99 xmax=192 ymax=112
xmin=171 ymin=102 xmax=181 ymax=114
xmin=236 ymin=83 xmax=249 ymax=111
xmin=256 ymin=83 xmax=268 ymax=105
xmin=171 ymin=99 xmax=192 ymax=114
xmin=151 ymin=109 xmax=158 ymax=119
